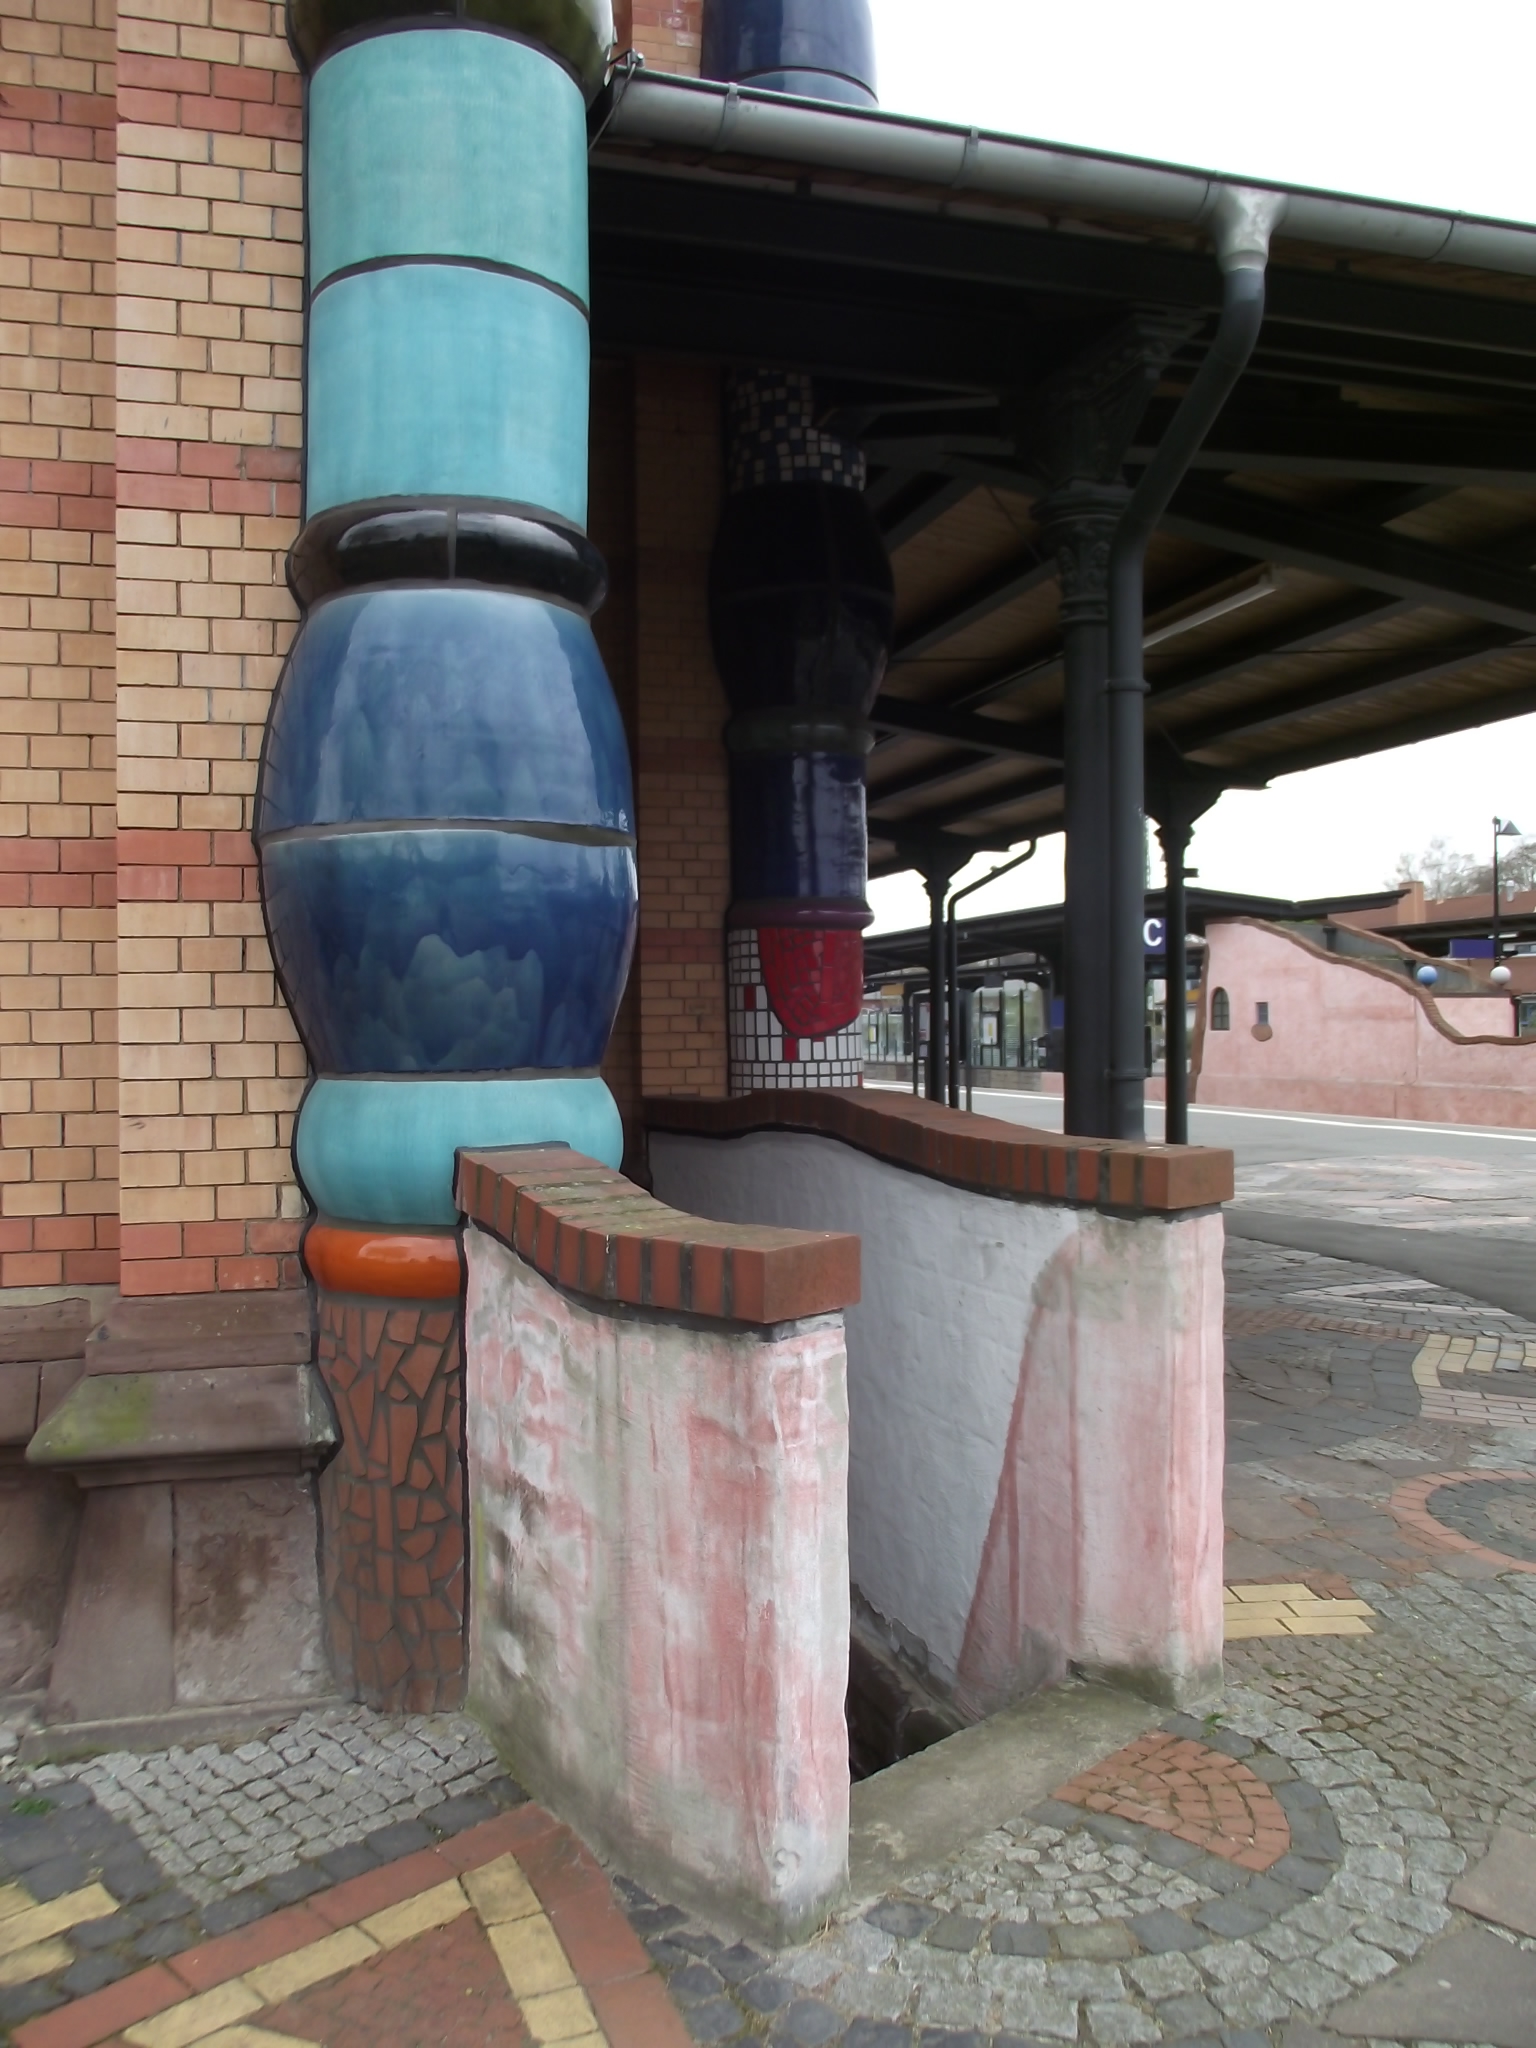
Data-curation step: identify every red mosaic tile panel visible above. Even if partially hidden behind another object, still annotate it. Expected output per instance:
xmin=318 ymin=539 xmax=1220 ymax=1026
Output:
xmin=1053 ymin=1730 xmax=1291 ymax=1872
xmin=316 ymin=1291 xmax=468 ymax=1711
xmin=262 ymin=1909 xmax=524 ymax=2047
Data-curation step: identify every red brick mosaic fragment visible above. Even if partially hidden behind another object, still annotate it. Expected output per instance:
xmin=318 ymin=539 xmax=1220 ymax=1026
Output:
xmin=263 ymin=1910 xmax=523 ymax=2048
xmin=1054 ymin=1731 xmax=1291 ymax=1872
xmin=316 ymin=1288 xmax=467 ymax=1711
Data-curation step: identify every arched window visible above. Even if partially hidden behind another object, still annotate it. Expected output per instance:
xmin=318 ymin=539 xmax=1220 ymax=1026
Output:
xmin=1211 ymin=986 xmax=1231 ymax=1031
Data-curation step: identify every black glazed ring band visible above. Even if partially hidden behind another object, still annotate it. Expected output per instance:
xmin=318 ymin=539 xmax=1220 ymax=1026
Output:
xmin=286 ymin=499 xmax=609 ymax=614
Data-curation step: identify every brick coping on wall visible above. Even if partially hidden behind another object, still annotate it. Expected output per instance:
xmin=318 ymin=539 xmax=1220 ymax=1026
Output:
xmin=643 ymin=1090 xmax=1234 ymax=1216
xmin=455 ymin=1145 xmax=860 ymax=1325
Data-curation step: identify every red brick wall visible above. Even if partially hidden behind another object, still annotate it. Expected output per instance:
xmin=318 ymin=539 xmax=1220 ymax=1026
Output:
xmin=0 ymin=0 xmax=731 ymax=1307
xmin=614 ymin=0 xmax=702 ymax=76
xmin=112 ymin=0 xmax=307 ymax=1297
xmin=0 ymin=0 xmax=118 ymax=1290
xmin=632 ymin=361 xmax=729 ymax=1100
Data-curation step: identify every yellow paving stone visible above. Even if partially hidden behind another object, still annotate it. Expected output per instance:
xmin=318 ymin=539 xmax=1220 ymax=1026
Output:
xmin=520 ymin=1986 xmax=602 ymax=2043
xmin=360 ymin=1877 xmax=468 ymax=1950
xmin=488 ymin=1914 xmax=578 ymax=1998
xmin=1280 ymin=1614 xmax=1373 ymax=1636
xmin=242 ymin=1925 xmax=379 ymax=2005
xmin=0 ymin=1884 xmax=31 ymax=1925
xmin=463 ymin=1853 xmax=542 ymax=1926
xmin=0 ymin=1938 xmax=73 ymax=1987
xmin=1227 ymin=1583 xmax=1313 ymax=1602
xmin=199 ymin=2032 xmax=321 ymax=2048
xmin=125 ymin=1979 xmax=264 ymax=2048
xmin=1224 ymin=1616 xmax=1287 ymax=1639
xmin=1285 ymin=1598 xmax=1375 ymax=1617
xmin=0 ymin=1883 xmax=117 ymax=1959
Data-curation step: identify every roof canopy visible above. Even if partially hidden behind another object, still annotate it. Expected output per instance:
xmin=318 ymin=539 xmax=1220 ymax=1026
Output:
xmin=591 ymin=74 xmax=1536 ymax=874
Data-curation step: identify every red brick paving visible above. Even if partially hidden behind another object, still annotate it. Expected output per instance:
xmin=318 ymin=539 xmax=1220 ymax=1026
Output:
xmin=262 ymin=1908 xmax=526 ymax=2047
xmin=1389 ymin=1469 xmax=1536 ymax=1575
xmin=14 ymin=1808 xmax=686 ymax=2048
xmin=1054 ymin=1730 xmax=1292 ymax=1872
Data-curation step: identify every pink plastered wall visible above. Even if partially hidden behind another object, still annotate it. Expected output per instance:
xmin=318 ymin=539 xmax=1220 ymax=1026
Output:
xmin=1196 ymin=919 xmax=1536 ymax=1127
xmin=650 ymin=1131 xmax=1226 ymax=1714
xmin=462 ymin=1223 xmax=851 ymax=1943
xmin=955 ymin=1205 xmax=1225 ymax=1715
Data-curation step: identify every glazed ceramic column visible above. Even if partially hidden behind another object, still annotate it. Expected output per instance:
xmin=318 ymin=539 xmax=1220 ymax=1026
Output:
xmin=704 ymin=3 xmax=890 ymax=1094
xmin=260 ymin=0 xmax=632 ymax=1709
xmin=702 ymin=0 xmax=878 ymax=107
xmin=711 ymin=375 xmax=893 ymax=1093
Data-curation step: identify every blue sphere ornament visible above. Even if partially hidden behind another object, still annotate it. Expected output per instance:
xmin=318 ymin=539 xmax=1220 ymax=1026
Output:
xmin=1415 ymin=964 xmax=1439 ymax=987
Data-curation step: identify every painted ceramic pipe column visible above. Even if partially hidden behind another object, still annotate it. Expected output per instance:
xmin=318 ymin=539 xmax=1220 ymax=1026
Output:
xmin=702 ymin=0 xmax=878 ymax=107
xmin=711 ymin=373 xmax=893 ymax=1093
xmin=260 ymin=0 xmax=632 ymax=1708
xmin=704 ymin=4 xmax=889 ymax=1094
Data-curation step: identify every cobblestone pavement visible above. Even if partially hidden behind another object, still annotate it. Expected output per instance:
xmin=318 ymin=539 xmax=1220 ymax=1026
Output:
xmin=0 ymin=1709 xmax=522 ymax=2033
xmin=5 ymin=1230 xmax=1536 ymax=2046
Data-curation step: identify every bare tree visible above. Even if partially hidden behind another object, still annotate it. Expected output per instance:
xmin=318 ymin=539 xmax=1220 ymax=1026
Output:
xmin=1392 ymin=833 xmax=1536 ymax=900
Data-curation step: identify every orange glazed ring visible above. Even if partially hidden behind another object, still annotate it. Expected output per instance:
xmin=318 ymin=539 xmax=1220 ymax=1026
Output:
xmin=304 ymin=1222 xmax=462 ymax=1300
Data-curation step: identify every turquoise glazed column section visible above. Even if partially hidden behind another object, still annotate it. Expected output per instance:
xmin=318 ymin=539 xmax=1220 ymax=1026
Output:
xmin=261 ymin=0 xmax=626 ymax=1708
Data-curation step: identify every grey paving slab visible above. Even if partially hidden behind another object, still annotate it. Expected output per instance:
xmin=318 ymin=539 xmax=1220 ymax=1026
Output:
xmin=1228 ymin=1212 xmax=1536 ymax=1324
xmin=1323 ymin=1925 xmax=1536 ymax=2044
xmin=1450 ymin=1823 xmax=1536 ymax=1938
xmin=849 ymin=1684 xmax=1162 ymax=1899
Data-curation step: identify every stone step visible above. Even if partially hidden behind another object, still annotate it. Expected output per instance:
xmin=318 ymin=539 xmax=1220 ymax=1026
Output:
xmin=85 ymin=1288 xmax=314 ymax=1375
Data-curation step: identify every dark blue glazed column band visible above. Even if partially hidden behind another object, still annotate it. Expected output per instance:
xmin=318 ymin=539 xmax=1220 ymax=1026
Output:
xmin=259 ymin=0 xmax=633 ymax=1229
xmin=702 ymin=0 xmax=878 ymax=106
xmin=711 ymin=372 xmax=894 ymax=1089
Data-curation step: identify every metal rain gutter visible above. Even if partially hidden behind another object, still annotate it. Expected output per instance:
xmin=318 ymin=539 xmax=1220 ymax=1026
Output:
xmin=600 ymin=71 xmax=1536 ymax=280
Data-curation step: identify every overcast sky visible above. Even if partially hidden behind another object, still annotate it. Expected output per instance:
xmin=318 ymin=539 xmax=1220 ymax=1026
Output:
xmin=863 ymin=0 xmax=1536 ymax=934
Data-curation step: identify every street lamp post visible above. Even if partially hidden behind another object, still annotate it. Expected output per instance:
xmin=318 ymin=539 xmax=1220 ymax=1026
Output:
xmin=1493 ymin=816 xmax=1522 ymax=964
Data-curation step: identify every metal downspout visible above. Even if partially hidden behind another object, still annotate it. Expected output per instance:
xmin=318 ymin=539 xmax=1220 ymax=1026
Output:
xmin=1104 ymin=188 xmax=1286 ymax=1141
xmin=944 ymin=842 xmax=1039 ymax=1109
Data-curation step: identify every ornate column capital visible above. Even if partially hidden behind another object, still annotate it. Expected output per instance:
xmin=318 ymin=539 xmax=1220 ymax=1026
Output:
xmin=1033 ymin=482 xmax=1128 ymax=628
xmin=1013 ymin=312 xmax=1198 ymax=493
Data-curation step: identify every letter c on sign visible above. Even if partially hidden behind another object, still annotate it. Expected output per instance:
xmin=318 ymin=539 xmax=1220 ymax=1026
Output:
xmin=1143 ymin=917 xmax=1166 ymax=952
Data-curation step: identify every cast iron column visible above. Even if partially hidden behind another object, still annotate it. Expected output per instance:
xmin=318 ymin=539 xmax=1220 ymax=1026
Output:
xmin=1146 ymin=747 xmax=1231 ymax=1145
xmin=1037 ymin=487 xmax=1125 ymax=1139
xmin=1019 ymin=317 xmax=1188 ymax=1137
xmin=1157 ymin=814 xmax=1192 ymax=1145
